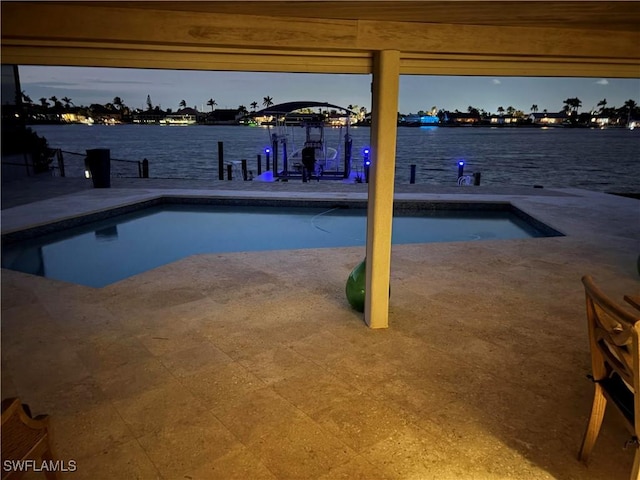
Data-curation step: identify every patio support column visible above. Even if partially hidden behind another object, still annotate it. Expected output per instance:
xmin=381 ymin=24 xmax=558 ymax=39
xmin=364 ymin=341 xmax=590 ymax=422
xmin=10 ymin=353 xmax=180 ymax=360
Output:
xmin=364 ymin=49 xmax=400 ymax=329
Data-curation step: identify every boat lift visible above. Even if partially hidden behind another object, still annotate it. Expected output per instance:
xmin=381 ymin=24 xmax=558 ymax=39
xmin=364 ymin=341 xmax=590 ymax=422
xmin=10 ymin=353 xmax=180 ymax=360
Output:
xmin=256 ymin=101 xmax=355 ymax=182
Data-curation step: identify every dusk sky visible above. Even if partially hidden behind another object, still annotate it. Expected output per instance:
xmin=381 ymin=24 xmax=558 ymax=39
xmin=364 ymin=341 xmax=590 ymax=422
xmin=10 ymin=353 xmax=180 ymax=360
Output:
xmin=17 ymin=65 xmax=640 ymax=115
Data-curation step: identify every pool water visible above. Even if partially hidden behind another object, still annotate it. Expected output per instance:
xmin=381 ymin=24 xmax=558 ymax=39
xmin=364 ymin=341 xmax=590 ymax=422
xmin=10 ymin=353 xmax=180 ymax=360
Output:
xmin=1 ymin=204 xmax=557 ymax=287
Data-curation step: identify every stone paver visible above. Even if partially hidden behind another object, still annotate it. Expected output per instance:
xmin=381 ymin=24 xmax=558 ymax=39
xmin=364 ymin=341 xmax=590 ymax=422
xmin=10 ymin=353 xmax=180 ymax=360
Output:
xmin=1 ymin=175 xmax=639 ymax=479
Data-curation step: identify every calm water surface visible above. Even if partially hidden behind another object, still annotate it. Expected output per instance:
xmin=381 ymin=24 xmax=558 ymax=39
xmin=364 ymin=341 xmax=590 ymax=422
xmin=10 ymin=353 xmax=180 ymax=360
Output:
xmin=32 ymin=124 xmax=640 ymax=192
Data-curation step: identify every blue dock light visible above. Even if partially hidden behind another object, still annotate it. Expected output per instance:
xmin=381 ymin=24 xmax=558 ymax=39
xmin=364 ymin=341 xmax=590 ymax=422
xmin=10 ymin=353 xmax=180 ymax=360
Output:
xmin=363 ymin=148 xmax=371 ymax=183
xmin=265 ymin=147 xmax=271 ymax=171
xmin=363 ymin=148 xmax=371 ymax=166
xmin=457 ymin=160 xmax=465 ymax=178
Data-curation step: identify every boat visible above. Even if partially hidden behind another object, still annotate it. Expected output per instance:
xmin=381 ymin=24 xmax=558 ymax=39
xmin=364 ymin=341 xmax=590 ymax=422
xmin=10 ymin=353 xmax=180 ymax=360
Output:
xmin=287 ymin=118 xmax=339 ymax=172
xmin=253 ymin=101 xmax=356 ymax=181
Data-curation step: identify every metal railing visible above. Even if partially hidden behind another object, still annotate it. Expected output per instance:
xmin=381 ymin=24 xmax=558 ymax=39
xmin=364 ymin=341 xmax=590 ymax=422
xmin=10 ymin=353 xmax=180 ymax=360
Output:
xmin=54 ymin=150 xmax=148 ymax=179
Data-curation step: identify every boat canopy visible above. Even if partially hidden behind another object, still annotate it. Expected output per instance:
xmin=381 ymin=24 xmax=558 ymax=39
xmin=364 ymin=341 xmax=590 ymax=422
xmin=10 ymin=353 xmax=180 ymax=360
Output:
xmin=256 ymin=101 xmax=355 ymax=116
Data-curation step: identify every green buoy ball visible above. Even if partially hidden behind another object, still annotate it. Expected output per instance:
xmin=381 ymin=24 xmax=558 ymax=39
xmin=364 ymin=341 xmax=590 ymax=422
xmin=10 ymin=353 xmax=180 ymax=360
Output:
xmin=346 ymin=258 xmax=367 ymax=312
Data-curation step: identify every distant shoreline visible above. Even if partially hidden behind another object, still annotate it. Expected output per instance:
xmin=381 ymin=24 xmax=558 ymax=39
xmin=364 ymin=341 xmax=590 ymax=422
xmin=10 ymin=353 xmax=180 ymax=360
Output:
xmin=24 ymin=121 xmax=633 ymax=130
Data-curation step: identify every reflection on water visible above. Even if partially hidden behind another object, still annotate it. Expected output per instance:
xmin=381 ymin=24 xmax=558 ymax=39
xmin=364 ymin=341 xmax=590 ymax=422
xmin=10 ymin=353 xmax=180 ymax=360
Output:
xmin=95 ymin=225 xmax=119 ymax=241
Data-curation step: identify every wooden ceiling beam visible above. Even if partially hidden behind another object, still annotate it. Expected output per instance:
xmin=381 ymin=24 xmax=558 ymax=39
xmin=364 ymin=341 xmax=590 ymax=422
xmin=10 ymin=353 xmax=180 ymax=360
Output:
xmin=0 ymin=42 xmax=373 ymax=74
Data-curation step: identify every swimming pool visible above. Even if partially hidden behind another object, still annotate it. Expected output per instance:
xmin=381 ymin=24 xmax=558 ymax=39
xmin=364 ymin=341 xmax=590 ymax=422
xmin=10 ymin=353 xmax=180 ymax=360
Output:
xmin=1 ymin=199 xmax=562 ymax=287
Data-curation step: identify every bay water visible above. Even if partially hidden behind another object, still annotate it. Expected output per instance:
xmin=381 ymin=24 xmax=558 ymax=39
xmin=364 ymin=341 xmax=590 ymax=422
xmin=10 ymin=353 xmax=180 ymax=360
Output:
xmin=31 ymin=124 xmax=640 ymax=192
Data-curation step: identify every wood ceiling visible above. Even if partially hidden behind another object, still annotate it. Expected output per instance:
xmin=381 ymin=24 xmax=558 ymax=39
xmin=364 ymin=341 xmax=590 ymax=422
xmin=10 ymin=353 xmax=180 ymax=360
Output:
xmin=2 ymin=1 xmax=638 ymax=77
xmin=101 ymin=1 xmax=640 ymax=32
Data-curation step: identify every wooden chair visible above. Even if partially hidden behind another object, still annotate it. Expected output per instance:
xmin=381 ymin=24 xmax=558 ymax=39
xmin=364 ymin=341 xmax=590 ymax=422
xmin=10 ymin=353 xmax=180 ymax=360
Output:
xmin=579 ymin=275 xmax=640 ymax=480
xmin=1 ymin=398 xmax=58 ymax=480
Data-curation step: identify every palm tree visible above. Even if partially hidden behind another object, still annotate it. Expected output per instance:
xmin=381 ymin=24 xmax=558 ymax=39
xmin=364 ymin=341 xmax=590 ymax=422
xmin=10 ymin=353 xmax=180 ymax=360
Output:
xmin=39 ymin=97 xmax=49 ymax=108
xmin=563 ymin=97 xmax=582 ymax=114
xmin=48 ymin=95 xmax=62 ymax=112
xmin=179 ymin=99 xmax=187 ymax=109
xmin=506 ymin=106 xmax=515 ymax=116
xmin=597 ymin=98 xmax=607 ymax=113
xmin=238 ymin=105 xmax=248 ymax=115
xmin=207 ymin=98 xmax=217 ymax=112
xmin=359 ymin=106 xmax=367 ymax=122
xmin=623 ymin=99 xmax=637 ymax=125
xmin=530 ymin=104 xmax=538 ymax=113
xmin=61 ymin=96 xmax=74 ymax=109
xmin=497 ymin=106 xmax=505 ymax=116
xmin=113 ymin=96 xmax=124 ymax=111
xmin=21 ymin=91 xmax=33 ymax=105
xmin=250 ymin=101 xmax=258 ymax=111
xmin=262 ymin=96 xmax=274 ymax=108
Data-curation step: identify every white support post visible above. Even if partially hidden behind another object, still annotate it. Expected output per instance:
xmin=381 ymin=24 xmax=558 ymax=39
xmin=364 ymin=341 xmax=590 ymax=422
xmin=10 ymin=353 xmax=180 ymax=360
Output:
xmin=364 ymin=50 xmax=400 ymax=329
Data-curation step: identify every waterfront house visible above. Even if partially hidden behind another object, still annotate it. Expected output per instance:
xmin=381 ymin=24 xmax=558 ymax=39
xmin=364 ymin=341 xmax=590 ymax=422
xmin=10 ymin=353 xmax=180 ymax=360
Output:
xmin=204 ymin=108 xmax=243 ymax=125
xmin=440 ymin=110 xmax=481 ymax=125
xmin=529 ymin=112 xmax=568 ymax=126
xmin=400 ymin=113 xmax=439 ymax=126
xmin=590 ymin=114 xmax=612 ymax=128
xmin=132 ymin=109 xmax=166 ymax=125
xmin=60 ymin=111 xmax=92 ymax=124
xmin=489 ymin=115 xmax=520 ymax=125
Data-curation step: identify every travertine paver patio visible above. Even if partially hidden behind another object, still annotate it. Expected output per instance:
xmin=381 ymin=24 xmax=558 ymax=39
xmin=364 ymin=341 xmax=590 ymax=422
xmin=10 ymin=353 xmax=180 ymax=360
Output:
xmin=1 ymin=176 xmax=639 ymax=479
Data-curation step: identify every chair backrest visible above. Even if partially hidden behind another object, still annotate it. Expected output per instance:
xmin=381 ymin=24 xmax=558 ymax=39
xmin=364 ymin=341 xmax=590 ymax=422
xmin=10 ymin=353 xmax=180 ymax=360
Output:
xmin=1 ymin=398 xmax=55 ymax=480
xmin=582 ymin=275 xmax=640 ymax=434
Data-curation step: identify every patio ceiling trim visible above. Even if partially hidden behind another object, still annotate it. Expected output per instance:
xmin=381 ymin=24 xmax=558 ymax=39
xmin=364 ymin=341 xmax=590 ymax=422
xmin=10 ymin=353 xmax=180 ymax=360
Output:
xmin=3 ymin=41 xmax=639 ymax=79
xmin=0 ymin=42 xmax=374 ymax=75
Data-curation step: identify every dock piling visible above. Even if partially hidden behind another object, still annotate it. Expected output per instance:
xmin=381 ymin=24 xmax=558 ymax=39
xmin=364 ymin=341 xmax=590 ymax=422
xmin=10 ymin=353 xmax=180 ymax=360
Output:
xmin=241 ymin=159 xmax=248 ymax=181
xmin=218 ymin=141 xmax=224 ymax=180
xmin=410 ymin=164 xmax=416 ymax=184
xmin=56 ymin=149 xmax=65 ymax=177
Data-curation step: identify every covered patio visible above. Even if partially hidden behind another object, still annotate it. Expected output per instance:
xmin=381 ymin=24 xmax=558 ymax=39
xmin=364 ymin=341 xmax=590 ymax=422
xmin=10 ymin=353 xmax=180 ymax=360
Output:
xmin=2 ymin=2 xmax=639 ymax=478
